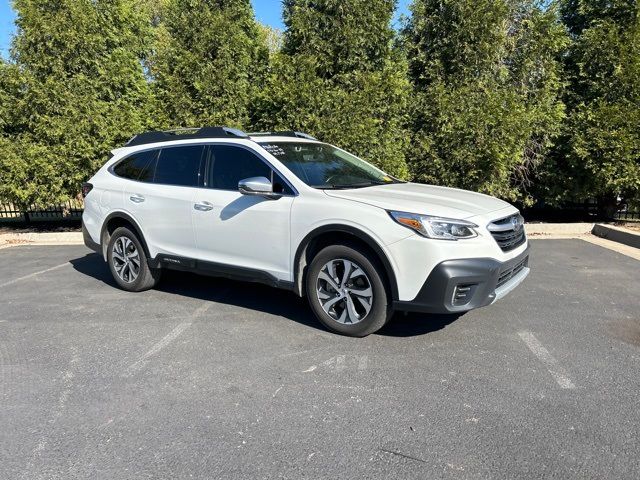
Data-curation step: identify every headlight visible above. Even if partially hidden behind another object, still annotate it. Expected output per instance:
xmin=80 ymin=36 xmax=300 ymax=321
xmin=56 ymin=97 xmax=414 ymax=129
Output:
xmin=388 ymin=211 xmax=478 ymax=240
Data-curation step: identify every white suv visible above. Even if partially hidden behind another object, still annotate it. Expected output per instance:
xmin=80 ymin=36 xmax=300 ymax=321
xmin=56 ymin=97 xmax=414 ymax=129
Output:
xmin=82 ymin=127 xmax=529 ymax=336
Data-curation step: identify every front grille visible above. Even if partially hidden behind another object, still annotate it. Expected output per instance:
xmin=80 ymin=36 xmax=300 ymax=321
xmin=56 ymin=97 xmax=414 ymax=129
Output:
xmin=488 ymin=214 xmax=526 ymax=252
xmin=497 ymin=257 xmax=528 ymax=288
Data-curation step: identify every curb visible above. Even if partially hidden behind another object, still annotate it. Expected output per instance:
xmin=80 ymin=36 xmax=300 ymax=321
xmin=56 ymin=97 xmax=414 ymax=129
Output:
xmin=0 ymin=231 xmax=83 ymax=248
xmin=592 ymin=224 xmax=640 ymax=250
xmin=524 ymin=223 xmax=594 ymax=237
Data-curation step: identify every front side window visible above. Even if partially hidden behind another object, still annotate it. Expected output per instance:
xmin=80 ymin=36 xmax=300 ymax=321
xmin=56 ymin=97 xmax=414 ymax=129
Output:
xmin=113 ymin=149 xmax=157 ymax=181
xmin=258 ymin=142 xmax=398 ymax=189
xmin=153 ymin=145 xmax=205 ymax=187
xmin=209 ymin=145 xmax=292 ymax=194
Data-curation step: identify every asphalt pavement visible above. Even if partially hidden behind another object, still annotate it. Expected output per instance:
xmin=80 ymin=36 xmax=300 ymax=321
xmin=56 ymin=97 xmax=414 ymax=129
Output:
xmin=0 ymin=239 xmax=639 ymax=479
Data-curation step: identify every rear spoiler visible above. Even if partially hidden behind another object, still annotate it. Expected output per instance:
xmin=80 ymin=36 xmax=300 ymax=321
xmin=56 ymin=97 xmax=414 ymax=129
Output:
xmin=110 ymin=147 xmax=128 ymax=157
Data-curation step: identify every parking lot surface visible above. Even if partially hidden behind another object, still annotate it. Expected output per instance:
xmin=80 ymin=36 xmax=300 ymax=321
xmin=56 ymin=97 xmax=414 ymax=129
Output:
xmin=1 ymin=239 xmax=639 ymax=479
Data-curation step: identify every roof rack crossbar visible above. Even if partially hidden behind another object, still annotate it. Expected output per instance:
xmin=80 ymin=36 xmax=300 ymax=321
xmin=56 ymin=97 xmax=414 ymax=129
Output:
xmin=125 ymin=126 xmax=249 ymax=147
xmin=248 ymin=131 xmax=318 ymax=141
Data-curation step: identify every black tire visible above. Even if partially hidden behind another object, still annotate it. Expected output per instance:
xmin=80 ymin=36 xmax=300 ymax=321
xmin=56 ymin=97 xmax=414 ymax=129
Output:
xmin=306 ymin=243 xmax=392 ymax=337
xmin=107 ymin=226 xmax=161 ymax=292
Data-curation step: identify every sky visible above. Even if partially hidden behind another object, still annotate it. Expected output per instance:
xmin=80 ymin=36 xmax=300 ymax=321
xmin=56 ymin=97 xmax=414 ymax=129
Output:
xmin=0 ymin=0 xmax=411 ymax=58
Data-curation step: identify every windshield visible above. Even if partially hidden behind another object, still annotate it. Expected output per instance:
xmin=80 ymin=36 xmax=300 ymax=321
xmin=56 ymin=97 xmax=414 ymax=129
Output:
xmin=258 ymin=142 xmax=398 ymax=189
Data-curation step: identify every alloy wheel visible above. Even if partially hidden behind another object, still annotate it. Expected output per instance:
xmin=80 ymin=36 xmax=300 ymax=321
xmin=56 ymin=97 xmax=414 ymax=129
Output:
xmin=112 ymin=236 xmax=140 ymax=284
xmin=316 ymin=258 xmax=373 ymax=324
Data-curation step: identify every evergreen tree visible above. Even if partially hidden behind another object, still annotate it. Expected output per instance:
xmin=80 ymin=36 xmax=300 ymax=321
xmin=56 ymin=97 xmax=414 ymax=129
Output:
xmin=404 ymin=0 xmax=567 ymax=203
xmin=0 ymin=0 xmax=153 ymax=207
xmin=554 ymin=0 xmax=639 ymax=211
xmin=282 ymin=0 xmax=396 ymax=76
xmin=253 ymin=0 xmax=410 ymax=178
xmin=150 ymin=0 xmax=268 ymax=129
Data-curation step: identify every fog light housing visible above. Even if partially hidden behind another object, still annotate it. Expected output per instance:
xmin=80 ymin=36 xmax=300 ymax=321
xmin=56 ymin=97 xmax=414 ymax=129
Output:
xmin=452 ymin=283 xmax=477 ymax=306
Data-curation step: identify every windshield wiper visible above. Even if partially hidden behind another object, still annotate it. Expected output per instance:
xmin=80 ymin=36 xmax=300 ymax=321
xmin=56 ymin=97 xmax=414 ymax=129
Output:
xmin=312 ymin=181 xmax=390 ymax=190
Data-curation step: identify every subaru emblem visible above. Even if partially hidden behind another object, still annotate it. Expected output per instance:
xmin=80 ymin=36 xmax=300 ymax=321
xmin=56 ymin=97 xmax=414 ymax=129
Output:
xmin=512 ymin=215 xmax=521 ymax=230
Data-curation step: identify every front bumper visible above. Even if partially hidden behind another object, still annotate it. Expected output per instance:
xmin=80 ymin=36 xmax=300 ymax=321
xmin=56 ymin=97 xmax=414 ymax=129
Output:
xmin=393 ymin=245 xmax=530 ymax=314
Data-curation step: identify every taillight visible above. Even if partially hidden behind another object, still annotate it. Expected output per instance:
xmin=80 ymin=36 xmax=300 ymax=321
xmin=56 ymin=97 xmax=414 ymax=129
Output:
xmin=81 ymin=182 xmax=93 ymax=198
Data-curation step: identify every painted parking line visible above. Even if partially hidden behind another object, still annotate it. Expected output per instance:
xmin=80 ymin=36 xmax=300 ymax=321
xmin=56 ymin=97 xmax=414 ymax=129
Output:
xmin=124 ymin=303 xmax=212 ymax=376
xmin=518 ymin=331 xmax=576 ymax=389
xmin=302 ymin=355 xmax=369 ymax=373
xmin=0 ymin=262 xmax=70 ymax=288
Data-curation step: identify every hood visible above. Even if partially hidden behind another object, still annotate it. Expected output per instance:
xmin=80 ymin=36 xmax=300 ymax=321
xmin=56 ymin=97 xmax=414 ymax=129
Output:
xmin=324 ymin=182 xmax=515 ymax=220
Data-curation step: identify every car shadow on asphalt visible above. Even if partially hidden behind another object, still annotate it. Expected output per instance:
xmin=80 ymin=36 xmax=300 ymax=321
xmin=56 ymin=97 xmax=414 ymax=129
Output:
xmin=70 ymin=252 xmax=120 ymax=288
xmin=378 ymin=312 xmax=463 ymax=337
xmin=70 ymin=253 xmax=464 ymax=338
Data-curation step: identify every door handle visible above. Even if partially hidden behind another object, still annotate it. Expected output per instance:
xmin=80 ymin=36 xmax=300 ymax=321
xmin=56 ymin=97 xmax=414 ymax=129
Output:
xmin=129 ymin=194 xmax=145 ymax=203
xmin=194 ymin=201 xmax=214 ymax=212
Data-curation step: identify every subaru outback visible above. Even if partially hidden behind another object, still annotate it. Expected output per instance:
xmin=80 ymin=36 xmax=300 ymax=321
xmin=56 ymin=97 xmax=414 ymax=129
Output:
xmin=82 ymin=127 xmax=530 ymax=336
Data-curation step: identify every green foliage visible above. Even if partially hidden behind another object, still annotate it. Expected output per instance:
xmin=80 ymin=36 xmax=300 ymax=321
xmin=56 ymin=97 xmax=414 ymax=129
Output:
xmin=282 ymin=0 xmax=396 ymax=76
xmin=405 ymin=0 xmax=568 ymax=203
xmin=0 ymin=0 xmax=637 ymax=209
xmin=150 ymin=0 xmax=268 ymax=129
xmin=406 ymin=0 xmax=511 ymax=88
xmin=554 ymin=0 xmax=640 ymax=203
xmin=561 ymin=0 xmax=637 ymax=35
xmin=569 ymin=99 xmax=640 ymax=198
xmin=253 ymin=0 xmax=410 ymax=178
xmin=0 ymin=0 xmax=153 ymax=207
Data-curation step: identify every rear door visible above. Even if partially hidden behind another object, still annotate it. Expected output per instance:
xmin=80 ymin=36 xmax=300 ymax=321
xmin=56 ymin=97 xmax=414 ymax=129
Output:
xmin=192 ymin=144 xmax=295 ymax=281
xmin=120 ymin=144 xmax=205 ymax=259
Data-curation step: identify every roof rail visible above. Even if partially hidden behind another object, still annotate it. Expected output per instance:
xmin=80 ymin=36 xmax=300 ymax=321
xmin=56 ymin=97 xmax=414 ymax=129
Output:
xmin=248 ymin=131 xmax=318 ymax=141
xmin=125 ymin=126 xmax=249 ymax=147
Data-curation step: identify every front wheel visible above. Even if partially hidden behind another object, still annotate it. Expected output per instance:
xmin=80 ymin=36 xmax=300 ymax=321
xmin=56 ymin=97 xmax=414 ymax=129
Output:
xmin=306 ymin=244 xmax=392 ymax=337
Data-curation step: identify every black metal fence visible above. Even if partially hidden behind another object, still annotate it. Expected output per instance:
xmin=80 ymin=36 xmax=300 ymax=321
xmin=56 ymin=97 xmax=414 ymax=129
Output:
xmin=520 ymin=200 xmax=640 ymax=223
xmin=614 ymin=210 xmax=640 ymax=221
xmin=0 ymin=200 xmax=84 ymax=224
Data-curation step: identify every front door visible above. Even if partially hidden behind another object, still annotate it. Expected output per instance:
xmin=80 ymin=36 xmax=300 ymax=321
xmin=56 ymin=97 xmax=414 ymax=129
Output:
xmin=192 ymin=144 xmax=294 ymax=281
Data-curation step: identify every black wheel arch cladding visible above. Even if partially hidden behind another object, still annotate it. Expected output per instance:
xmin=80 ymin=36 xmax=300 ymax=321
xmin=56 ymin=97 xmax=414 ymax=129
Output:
xmin=294 ymin=224 xmax=398 ymax=300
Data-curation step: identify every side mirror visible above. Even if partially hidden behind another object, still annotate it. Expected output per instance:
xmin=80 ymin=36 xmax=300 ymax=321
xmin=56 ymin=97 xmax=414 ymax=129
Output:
xmin=238 ymin=176 xmax=281 ymax=200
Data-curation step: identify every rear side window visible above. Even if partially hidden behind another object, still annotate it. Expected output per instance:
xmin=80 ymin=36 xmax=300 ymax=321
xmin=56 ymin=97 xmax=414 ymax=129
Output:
xmin=209 ymin=145 xmax=293 ymax=194
xmin=153 ymin=145 xmax=205 ymax=187
xmin=113 ymin=150 xmax=157 ymax=181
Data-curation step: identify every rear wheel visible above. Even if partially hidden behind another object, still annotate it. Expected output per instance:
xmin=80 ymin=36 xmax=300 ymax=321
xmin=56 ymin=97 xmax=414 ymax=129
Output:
xmin=306 ymin=244 xmax=392 ymax=336
xmin=107 ymin=227 xmax=161 ymax=292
